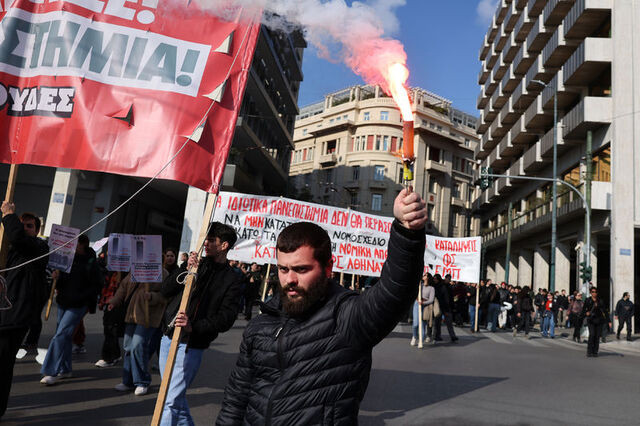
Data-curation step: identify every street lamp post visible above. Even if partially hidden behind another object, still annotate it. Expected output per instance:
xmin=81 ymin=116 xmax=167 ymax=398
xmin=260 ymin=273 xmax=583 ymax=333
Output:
xmin=531 ymin=80 xmax=557 ymax=293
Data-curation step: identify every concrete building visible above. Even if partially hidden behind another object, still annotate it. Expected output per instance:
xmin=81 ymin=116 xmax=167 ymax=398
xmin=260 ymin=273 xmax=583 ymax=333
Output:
xmin=290 ymin=85 xmax=480 ymax=238
xmin=474 ymin=0 xmax=639 ymax=321
xmin=0 ymin=25 xmax=306 ymax=254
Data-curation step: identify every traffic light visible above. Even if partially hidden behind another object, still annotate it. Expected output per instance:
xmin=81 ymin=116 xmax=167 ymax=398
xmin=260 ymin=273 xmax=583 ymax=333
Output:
xmin=579 ymin=261 xmax=592 ymax=282
xmin=478 ymin=167 xmax=494 ymax=190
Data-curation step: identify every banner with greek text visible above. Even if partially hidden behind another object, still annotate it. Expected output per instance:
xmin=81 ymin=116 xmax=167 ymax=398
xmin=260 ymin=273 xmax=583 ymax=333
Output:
xmin=48 ymin=224 xmax=79 ymax=273
xmin=424 ymin=236 xmax=481 ymax=283
xmin=131 ymin=235 xmax=162 ymax=283
xmin=213 ymin=191 xmax=481 ymax=281
xmin=0 ymin=0 xmax=260 ymax=192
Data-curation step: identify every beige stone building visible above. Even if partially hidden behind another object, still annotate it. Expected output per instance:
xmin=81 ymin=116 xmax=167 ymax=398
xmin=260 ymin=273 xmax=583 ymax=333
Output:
xmin=290 ymin=85 xmax=480 ymax=237
xmin=474 ymin=0 xmax=640 ymax=321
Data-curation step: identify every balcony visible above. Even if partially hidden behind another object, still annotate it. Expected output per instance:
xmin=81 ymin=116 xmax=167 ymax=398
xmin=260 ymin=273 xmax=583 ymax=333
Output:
xmin=525 ymin=57 xmax=552 ymax=91
xmin=343 ymin=180 xmax=360 ymax=190
xmin=524 ymin=96 xmax=552 ymax=131
xmin=487 ymin=43 xmax=501 ymax=71
xmin=508 ymin=157 xmax=525 ymax=179
xmin=542 ymin=24 xmax=579 ymax=68
xmin=491 ymin=84 xmax=508 ymax=112
xmin=489 ymin=111 xmax=508 ymax=141
xmin=504 ymin=1 xmax=521 ymax=32
xmin=523 ymin=139 xmax=544 ymax=172
xmin=562 ymin=96 xmax=612 ymax=139
xmin=483 ymin=98 xmax=498 ymax=125
xmin=478 ymin=62 xmax=491 ymax=85
xmin=511 ymin=78 xmax=536 ymax=113
xmin=540 ymin=125 xmax=566 ymax=157
xmin=527 ymin=0 xmax=547 ymax=18
xmin=543 ymin=0 xmax=577 ymax=26
xmin=500 ymin=64 xmax=520 ymax=94
xmin=369 ymin=179 xmax=387 ymax=189
xmin=479 ymin=35 xmax=491 ymax=61
xmin=500 ymin=132 xmax=520 ymax=159
xmin=503 ymin=33 xmax=520 ymax=63
xmin=527 ymin=15 xmax=552 ymax=53
xmin=490 ymin=53 xmax=509 ymax=86
xmin=477 ymin=87 xmax=489 ymax=110
xmin=541 ymin=69 xmax=580 ymax=110
xmin=495 ymin=0 xmax=510 ymax=26
xmin=565 ymin=0 xmax=612 ymax=39
xmin=485 ymin=15 xmax=500 ymax=46
xmin=499 ymin=97 xmax=520 ymax=126
xmin=510 ymin=115 xmax=537 ymax=146
xmin=425 ymin=160 xmax=448 ymax=174
xmin=497 ymin=168 xmax=513 ymax=193
xmin=514 ymin=8 xmax=534 ymax=42
xmin=513 ymin=41 xmax=535 ymax=75
xmin=319 ymin=152 xmax=337 ymax=166
xmin=563 ymin=37 xmax=612 ymax=86
xmin=496 ymin=22 xmax=509 ymax=52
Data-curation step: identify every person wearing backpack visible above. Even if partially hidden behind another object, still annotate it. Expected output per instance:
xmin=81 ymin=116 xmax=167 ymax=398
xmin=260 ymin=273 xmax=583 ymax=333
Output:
xmin=514 ymin=286 xmax=534 ymax=338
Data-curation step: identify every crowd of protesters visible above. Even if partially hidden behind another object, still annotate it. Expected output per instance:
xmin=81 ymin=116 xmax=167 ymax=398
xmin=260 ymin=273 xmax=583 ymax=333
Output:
xmin=406 ymin=275 xmax=635 ymax=359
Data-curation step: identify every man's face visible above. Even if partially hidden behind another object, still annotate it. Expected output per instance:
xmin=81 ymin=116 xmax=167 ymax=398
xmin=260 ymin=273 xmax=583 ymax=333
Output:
xmin=561 ymin=290 xmax=566 ymax=295
xmin=165 ymin=251 xmax=176 ymax=265
xmin=576 ymin=294 xmax=582 ymax=300
xmin=21 ymin=218 xmax=37 ymax=237
xmin=547 ymin=294 xmax=553 ymax=301
xmin=624 ymin=294 xmax=630 ymax=300
xmin=251 ymin=263 xmax=259 ymax=272
xmin=277 ymin=245 xmax=332 ymax=317
xmin=204 ymin=237 xmax=226 ymax=258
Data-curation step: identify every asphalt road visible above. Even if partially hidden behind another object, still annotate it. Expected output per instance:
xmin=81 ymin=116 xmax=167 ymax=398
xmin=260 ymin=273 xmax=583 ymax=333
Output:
xmin=4 ymin=309 xmax=640 ymax=425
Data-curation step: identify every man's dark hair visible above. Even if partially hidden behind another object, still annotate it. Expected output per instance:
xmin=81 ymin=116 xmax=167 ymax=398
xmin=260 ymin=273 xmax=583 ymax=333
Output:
xmin=78 ymin=234 xmax=90 ymax=246
xmin=276 ymin=222 xmax=331 ymax=268
xmin=20 ymin=212 xmax=41 ymax=234
xmin=207 ymin=222 xmax=237 ymax=250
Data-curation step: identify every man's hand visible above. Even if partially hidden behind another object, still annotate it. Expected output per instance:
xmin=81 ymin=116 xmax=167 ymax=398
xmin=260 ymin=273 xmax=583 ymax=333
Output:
xmin=1 ymin=201 xmax=15 ymax=216
xmin=187 ymin=252 xmax=199 ymax=270
xmin=175 ymin=311 xmax=192 ymax=332
xmin=51 ymin=270 xmax=60 ymax=281
xmin=393 ymin=187 xmax=427 ymax=230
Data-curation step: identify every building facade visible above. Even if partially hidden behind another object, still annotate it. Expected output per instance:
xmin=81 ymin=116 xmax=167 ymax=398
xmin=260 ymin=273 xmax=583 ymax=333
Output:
xmin=290 ymin=85 xmax=480 ymax=238
xmin=474 ymin=0 xmax=640 ymax=320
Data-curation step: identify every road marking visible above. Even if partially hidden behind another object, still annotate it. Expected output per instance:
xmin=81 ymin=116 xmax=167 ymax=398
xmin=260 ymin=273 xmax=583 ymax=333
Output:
xmin=517 ymin=336 xmax=546 ymax=347
xmin=480 ymin=331 xmax=512 ymax=345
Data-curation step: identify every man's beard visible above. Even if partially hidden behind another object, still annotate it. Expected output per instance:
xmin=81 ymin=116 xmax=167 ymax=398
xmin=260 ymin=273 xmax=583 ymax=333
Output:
xmin=280 ymin=276 xmax=329 ymax=317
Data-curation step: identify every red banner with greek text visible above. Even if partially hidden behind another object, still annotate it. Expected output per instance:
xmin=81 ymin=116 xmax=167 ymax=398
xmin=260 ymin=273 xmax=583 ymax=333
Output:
xmin=0 ymin=0 xmax=260 ymax=192
xmin=213 ymin=191 xmax=481 ymax=281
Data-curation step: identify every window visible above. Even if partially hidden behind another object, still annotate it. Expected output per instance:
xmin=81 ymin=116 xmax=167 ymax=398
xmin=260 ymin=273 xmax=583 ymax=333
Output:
xmin=352 ymin=165 xmax=360 ymax=180
xmin=464 ymin=138 xmax=470 ymax=147
xmin=326 ymin=140 xmax=337 ymax=154
xmin=429 ymin=147 xmax=441 ymax=162
xmin=350 ymin=191 xmax=359 ymax=206
xmin=375 ymin=135 xmax=381 ymax=150
xmin=427 ymin=204 xmax=435 ymax=221
xmin=308 ymin=147 xmax=314 ymax=160
xmin=428 ymin=178 xmax=437 ymax=194
xmin=371 ymin=194 xmax=382 ymax=211
xmin=450 ymin=212 xmax=458 ymax=229
xmin=452 ymin=182 xmax=461 ymax=199
xmin=429 ymin=122 xmax=435 ymax=129
xmin=380 ymin=111 xmax=389 ymax=121
xmin=336 ymin=116 xmax=341 ymax=121
xmin=302 ymin=129 xmax=308 ymax=135
xmin=437 ymin=125 xmax=443 ymax=132
xmin=363 ymin=112 xmax=370 ymax=121
xmin=374 ymin=165 xmax=385 ymax=181
xmin=324 ymin=168 xmax=333 ymax=184
xmin=397 ymin=166 xmax=403 ymax=184
xmin=343 ymin=114 xmax=348 ymax=120
xmin=382 ymin=135 xmax=389 ymax=151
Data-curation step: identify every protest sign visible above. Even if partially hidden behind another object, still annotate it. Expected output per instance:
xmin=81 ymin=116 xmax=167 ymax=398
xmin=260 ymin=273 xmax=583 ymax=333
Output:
xmin=91 ymin=237 xmax=109 ymax=254
xmin=424 ymin=236 xmax=481 ymax=283
xmin=107 ymin=233 xmax=132 ymax=272
xmin=131 ymin=235 xmax=163 ymax=283
xmin=47 ymin=224 xmax=80 ymax=273
xmin=0 ymin=0 xmax=260 ymax=192
xmin=213 ymin=192 xmax=481 ymax=282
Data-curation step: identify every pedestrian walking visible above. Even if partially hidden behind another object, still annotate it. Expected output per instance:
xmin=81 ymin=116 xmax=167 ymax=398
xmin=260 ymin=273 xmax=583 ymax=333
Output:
xmin=615 ymin=292 xmax=634 ymax=341
xmin=556 ymin=289 xmax=569 ymax=328
xmin=582 ymin=287 xmax=611 ymax=357
xmin=411 ymin=274 xmax=435 ymax=346
xmin=486 ymin=284 xmax=501 ymax=332
xmin=568 ymin=292 xmax=584 ymax=342
xmin=433 ymin=274 xmax=458 ymax=343
xmin=514 ymin=286 xmax=533 ymax=338
xmin=95 ymin=270 xmax=124 ymax=368
xmin=541 ymin=292 xmax=558 ymax=338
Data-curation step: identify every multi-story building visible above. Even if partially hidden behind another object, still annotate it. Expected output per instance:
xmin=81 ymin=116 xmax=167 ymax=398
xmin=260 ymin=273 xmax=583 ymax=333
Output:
xmin=290 ymin=85 xmax=480 ymax=238
xmin=474 ymin=0 xmax=639 ymax=315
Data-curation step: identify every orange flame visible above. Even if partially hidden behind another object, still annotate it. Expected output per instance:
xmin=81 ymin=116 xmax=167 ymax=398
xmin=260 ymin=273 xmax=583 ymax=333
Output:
xmin=387 ymin=63 xmax=413 ymax=122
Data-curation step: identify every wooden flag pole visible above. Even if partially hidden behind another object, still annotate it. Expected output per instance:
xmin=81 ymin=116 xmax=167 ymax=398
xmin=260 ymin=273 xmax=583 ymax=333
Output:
xmin=417 ymin=282 xmax=424 ymax=349
xmin=151 ymin=194 xmax=218 ymax=426
xmin=44 ymin=276 xmax=58 ymax=321
xmin=0 ymin=164 xmax=19 ymax=269
xmin=339 ymin=272 xmax=344 ymax=287
xmin=260 ymin=263 xmax=272 ymax=302
xmin=350 ymin=274 xmax=355 ymax=291
xmin=474 ymin=283 xmax=480 ymax=333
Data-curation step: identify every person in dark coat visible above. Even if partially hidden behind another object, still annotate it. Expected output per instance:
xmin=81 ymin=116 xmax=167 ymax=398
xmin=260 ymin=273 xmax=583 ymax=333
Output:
xmin=159 ymin=223 xmax=244 ymax=425
xmin=514 ymin=286 xmax=534 ymax=338
xmin=582 ymin=287 xmax=611 ymax=357
xmin=433 ymin=274 xmax=458 ymax=343
xmin=614 ymin=292 xmax=634 ymax=341
xmin=0 ymin=203 xmax=48 ymax=418
xmin=40 ymin=234 xmax=102 ymax=385
xmin=216 ymin=189 xmax=427 ymax=425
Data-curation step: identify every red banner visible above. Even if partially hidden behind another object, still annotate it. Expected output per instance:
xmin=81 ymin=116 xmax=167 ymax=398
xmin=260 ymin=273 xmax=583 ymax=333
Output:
xmin=0 ymin=0 xmax=260 ymax=192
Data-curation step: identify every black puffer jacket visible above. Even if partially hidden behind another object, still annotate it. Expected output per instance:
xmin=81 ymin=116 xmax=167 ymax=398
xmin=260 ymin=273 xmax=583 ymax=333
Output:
xmin=0 ymin=214 xmax=49 ymax=330
xmin=56 ymin=247 xmax=102 ymax=313
xmin=216 ymin=221 xmax=425 ymax=425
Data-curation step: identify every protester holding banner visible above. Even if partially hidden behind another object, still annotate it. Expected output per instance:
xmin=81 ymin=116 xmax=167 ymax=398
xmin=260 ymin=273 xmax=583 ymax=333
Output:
xmin=109 ymin=268 xmax=168 ymax=396
xmin=0 ymin=202 xmax=49 ymax=418
xmin=216 ymin=188 xmax=427 ymax=425
xmin=40 ymin=234 xmax=102 ymax=385
xmin=159 ymin=222 xmax=243 ymax=424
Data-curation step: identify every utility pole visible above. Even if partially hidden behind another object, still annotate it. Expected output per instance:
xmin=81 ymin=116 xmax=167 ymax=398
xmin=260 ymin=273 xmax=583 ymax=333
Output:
xmin=550 ymin=92 xmax=558 ymax=293
xmin=505 ymin=202 xmax=512 ymax=285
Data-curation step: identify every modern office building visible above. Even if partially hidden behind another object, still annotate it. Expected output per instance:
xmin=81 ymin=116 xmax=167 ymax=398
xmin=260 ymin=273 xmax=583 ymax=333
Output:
xmin=474 ymin=0 xmax=639 ymax=317
xmin=290 ymin=85 xmax=480 ymax=238
xmin=0 ymin=25 xmax=306 ymax=254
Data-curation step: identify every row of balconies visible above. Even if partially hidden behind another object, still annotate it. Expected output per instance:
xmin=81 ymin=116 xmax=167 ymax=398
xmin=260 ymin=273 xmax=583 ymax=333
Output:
xmin=477 ymin=0 xmax=610 ymax=120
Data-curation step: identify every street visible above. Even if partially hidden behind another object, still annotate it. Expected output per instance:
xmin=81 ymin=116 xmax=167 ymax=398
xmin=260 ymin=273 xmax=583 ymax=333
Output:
xmin=4 ymin=309 xmax=640 ymax=426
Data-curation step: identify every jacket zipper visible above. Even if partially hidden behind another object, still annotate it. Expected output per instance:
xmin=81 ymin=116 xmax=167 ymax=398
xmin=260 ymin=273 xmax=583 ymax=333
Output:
xmin=265 ymin=319 xmax=288 ymax=425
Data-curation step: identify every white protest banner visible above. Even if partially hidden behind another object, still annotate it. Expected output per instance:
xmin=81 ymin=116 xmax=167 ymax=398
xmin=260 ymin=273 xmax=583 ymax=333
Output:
xmin=107 ymin=233 xmax=132 ymax=272
xmin=91 ymin=237 xmax=109 ymax=254
xmin=131 ymin=235 xmax=163 ymax=283
xmin=213 ymin=192 xmax=393 ymax=277
xmin=424 ymin=236 xmax=481 ymax=283
xmin=48 ymin=224 xmax=80 ymax=273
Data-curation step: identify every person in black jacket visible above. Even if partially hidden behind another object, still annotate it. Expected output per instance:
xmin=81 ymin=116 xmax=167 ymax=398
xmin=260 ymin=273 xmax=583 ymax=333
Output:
xmin=433 ymin=274 xmax=458 ymax=342
xmin=0 ymin=202 xmax=48 ymax=418
xmin=216 ymin=188 xmax=427 ymax=425
xmin=158 ymin=222 xmax=243 ymax=425
xmin=614 ymin=292 xmax=634 ymax=341
xmin=40 ymin=234 xmax=101 ymax=385
xmin=582 ymin=287 xmax=611 ymax=357
xmin=514 ymin=286 xmax=534 ymax=338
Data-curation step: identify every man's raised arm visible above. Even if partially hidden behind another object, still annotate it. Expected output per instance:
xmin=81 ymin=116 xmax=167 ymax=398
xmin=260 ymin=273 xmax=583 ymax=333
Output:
xmin=341 ymin=188 xmax=427 ymax=347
